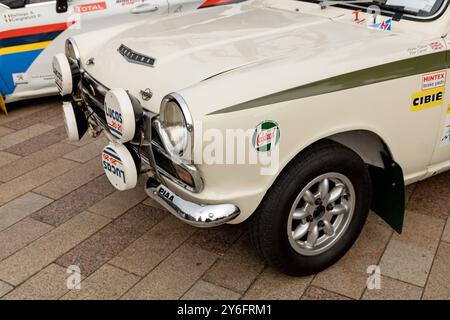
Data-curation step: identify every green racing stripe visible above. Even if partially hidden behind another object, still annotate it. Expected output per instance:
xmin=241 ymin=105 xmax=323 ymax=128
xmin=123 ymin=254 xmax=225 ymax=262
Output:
xmin=208 ymin=50 xmax=449 ymax=115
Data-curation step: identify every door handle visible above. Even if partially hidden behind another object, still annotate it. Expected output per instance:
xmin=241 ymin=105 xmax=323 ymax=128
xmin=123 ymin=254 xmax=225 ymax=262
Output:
xmin=131 ymin=3 xmax=159 ymax=14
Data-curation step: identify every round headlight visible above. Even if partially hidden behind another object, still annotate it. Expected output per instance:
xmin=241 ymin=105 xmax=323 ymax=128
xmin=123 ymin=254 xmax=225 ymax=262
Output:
xmin=65 ymin=38 xmax=80 ymax=66
xmin=160 ymin=94 xmax=192 ymax=158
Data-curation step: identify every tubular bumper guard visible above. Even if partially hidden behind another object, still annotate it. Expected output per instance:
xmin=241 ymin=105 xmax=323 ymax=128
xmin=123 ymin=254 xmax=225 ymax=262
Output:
xmin=145 ymin=177 xmax=240 ymax=228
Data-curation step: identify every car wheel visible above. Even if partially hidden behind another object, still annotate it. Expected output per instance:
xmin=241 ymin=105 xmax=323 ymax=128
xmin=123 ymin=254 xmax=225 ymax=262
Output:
xmin=249 ymin=140 xmax=372 ymax=276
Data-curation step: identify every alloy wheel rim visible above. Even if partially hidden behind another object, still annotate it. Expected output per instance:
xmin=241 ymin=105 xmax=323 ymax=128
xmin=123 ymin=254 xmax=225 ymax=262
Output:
xmin=287 ymin=172 xmax=356 ymax=256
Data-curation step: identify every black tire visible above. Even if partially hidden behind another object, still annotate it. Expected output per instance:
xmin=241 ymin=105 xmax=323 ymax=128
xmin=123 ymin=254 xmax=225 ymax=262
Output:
xmin=249 ymin=140 xmax=372 ymax=276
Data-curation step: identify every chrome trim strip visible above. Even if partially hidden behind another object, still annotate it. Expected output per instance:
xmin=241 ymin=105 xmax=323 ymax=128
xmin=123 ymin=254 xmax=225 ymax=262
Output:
xmin=145 ymin=178 xmax=240 ymax=228
xmin=153 ymin=118 xmax=204 ymax=192
xmin=118 ymin=44 xmax=156 ymax=68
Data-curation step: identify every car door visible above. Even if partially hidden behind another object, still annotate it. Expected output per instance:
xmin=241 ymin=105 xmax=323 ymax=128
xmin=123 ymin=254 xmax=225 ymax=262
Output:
xmin=0 ymin=0 xmax=169 ymax=102
xmin=429 ymin=30 xmax=450 ymax=171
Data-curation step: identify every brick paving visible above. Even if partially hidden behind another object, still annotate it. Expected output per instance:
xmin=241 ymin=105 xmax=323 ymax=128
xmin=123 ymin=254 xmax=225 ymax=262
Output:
xmin=0 ymin=97 xmax=449 ymax=300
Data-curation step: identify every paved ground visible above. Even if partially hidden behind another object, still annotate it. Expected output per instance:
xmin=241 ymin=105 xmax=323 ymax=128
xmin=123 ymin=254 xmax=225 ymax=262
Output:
xmin=0 ymin=97 xmax=448 ymax=300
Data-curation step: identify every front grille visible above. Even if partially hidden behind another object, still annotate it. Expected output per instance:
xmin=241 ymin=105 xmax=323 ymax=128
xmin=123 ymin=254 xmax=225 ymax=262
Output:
xmin=79 ymin=72 xmax=184 ymax=187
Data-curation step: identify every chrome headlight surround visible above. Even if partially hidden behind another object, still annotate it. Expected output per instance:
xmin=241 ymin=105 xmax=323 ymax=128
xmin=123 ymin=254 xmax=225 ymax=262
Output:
xmin=158 ymin=93 xmax=194 ymax=162
xmin=65 ymin=38 xmax=81 ymax=67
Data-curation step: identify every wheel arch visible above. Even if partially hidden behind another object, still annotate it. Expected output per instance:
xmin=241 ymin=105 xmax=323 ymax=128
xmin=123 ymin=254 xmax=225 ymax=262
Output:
xmin=327 ymin=130 xmax=393 ymax=168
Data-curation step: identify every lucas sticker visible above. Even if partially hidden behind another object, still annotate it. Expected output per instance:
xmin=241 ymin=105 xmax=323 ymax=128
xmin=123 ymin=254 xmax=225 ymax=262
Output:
xmin=102 ymin=146 xmax=126 ymax=184
xmin=12 ymin=73 xmax=28 ymax=85
xmin=252 ymin=120 xmax=280 ymax=152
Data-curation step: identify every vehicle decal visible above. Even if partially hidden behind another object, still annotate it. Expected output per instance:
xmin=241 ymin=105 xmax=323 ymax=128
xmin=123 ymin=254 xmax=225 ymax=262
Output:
xmin=74 ymin=2 xmax=108 ymax=13
xmin=0 ymin=41 xmax=51 ymax=56
xmin=422 ymin=70 xmax=446 ymax=91
xmin=12 ymin=73 xmax=28 ymax=85
xmin=368 ymin=18 xmax=392 ymax=31
xmin=410 ymin=87 xmax=445 ymax=112
xmin=0 ymin=22 xmax=75 ymax=97
xmin=2 ymin=10 xmax=41 ymax=24
xmin=351 ymin=10 xmax=366 ymax=24
xmin=116 ymin=0 xmax=144 ymax=6
xmin=429 ymin=41 xmax=444 ymax=51
xmin=0 ymin=22 xmax=72 ymax=42
xmin=199 ymin=0 xmax=247 ymax=9
xmin=208 ymin=51 xmax=449 ymax=115
xmin=440 ymin=105 xmax=450 ymax=146
xmin=1 ymin=31 xmax=64 ymax=48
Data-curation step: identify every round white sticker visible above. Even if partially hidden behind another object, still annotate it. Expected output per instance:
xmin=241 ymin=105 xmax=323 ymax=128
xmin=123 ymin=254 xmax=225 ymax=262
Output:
xmin=104 ymin=89 xmax=136 ymax=143
xmin=102 ymin=143 xmax=137 ymax=191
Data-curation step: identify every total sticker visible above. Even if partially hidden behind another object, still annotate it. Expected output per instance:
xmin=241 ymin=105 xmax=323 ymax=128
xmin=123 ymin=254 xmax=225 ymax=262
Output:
xmin=422 ymin=71 xmax=446 ymax=91
xmin=252 ymin=120 xmax=281 ymax=152
xmin=74 ymin=1 xmax=107 ymax=13
xmin=411 ymin=87 xmax=445 ymax=112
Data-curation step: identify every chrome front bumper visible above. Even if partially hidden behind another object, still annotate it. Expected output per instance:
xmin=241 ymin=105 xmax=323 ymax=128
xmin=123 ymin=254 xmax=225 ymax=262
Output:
xmin=145 ymin=177 xmax=240 ymax=228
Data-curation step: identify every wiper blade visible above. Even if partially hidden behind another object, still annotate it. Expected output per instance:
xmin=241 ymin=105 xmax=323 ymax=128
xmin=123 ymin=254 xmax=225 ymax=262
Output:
xmin=318 ymin=0 xmax=384 ymax=9
xmin=318 ymin=0 xmax=420 ymax=14
xmin=379 ymin=4 xmax=420 ymax=14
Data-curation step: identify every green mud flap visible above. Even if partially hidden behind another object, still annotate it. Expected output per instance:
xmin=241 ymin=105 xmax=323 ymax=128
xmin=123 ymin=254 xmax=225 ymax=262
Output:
xmin=368 ymin=153 xmax=405 ymax=234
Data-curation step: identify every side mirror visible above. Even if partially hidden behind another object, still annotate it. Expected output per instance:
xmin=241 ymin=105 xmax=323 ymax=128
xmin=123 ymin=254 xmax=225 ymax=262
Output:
xmin=56 ymin=0 xmax=68 ymax=13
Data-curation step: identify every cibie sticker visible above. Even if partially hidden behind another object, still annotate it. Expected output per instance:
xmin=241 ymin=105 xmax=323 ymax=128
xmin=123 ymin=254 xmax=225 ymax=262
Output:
xmin=252 ymin=121 xmax=280 ymax=152
xmin=102 ymin=144 xmax=137 ymax=191
xmin=411 ymin=87 xmax=445 ymax=112
xmin=422 ymin=71 xmax=446 ymax=91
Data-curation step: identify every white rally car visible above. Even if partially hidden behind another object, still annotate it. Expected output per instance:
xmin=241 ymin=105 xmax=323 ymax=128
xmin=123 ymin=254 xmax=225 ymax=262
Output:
xmin=0 ymin=0 xmax=234 ymax=112
xmin=55 ymin=0 xmax=450 ymax=276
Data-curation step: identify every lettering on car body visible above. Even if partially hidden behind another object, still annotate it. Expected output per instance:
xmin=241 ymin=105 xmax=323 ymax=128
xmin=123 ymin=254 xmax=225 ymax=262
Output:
xmin=158 ymin=187 xmax=175 ymax=202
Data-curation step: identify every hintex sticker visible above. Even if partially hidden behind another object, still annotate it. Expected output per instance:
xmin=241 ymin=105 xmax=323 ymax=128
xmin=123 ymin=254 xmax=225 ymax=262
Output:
xmin=422 ymin=71 xmax=446 ymax=91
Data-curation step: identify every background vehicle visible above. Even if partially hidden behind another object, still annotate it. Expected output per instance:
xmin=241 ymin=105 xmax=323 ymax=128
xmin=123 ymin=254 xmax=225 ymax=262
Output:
xmin=0 ymin=0 xmax=214 ymax=111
